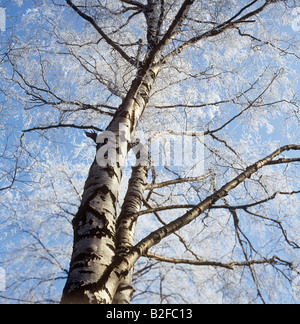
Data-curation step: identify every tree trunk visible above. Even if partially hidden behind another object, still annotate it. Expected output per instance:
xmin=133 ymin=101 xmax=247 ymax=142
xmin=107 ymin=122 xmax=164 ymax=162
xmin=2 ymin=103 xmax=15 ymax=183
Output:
xmin=112 ymin=164 xmax=149 ymax=304
xmin=61 ymin=65 xmax=160 ymax=304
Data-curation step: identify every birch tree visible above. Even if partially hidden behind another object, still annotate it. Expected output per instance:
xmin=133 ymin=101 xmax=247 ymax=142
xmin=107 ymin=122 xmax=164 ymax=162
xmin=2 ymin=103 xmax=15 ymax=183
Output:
xmin=0 ymin=0 xmax=299 ymax=304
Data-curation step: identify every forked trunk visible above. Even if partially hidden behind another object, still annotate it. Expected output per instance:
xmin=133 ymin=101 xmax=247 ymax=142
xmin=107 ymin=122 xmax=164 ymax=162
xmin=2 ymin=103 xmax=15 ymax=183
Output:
xmin=61 ymin=65 xmax=160 ymax=304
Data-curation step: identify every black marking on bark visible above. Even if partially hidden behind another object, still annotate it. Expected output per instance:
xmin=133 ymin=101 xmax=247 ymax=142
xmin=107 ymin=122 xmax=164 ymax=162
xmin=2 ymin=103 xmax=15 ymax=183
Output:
xmin=77 ymin=226 xmax=114 ymax=241
xmin=75 ymin=254 xmax=130 ymax=302
xmin=106 ymin=243 xmax=116 ymax=253
xmin=73 ymin=184 xmax=118 ymax=229
xmin=117 ymin=284 xmax=133 ymax=292
xmin=104 ymin=166 xmax=118 ymax=178
xmin=70 ymin=252 xmax=102 ymax=271
xmin=79 ymin=270 xmax=94 ymax=275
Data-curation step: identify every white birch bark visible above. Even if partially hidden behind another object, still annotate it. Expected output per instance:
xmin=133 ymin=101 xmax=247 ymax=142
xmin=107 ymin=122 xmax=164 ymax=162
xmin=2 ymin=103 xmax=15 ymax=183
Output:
xmin=112 ymin=164 xmax=149 ymax=304
xmin=145 ymin=0 xmax=163 ymax=46
xmin=61 ymin=65 xmax=160 ymax=304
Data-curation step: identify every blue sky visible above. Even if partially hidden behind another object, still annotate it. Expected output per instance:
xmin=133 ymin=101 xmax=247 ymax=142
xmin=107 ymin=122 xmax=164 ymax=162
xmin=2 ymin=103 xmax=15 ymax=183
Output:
xmin=0 ymin=0 xmax=299 ymax=304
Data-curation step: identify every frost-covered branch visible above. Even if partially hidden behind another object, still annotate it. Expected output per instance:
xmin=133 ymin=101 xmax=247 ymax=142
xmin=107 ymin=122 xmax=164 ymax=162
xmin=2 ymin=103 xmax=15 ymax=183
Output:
xmin=80 ymin=145 xmax=299 ymax=301
xmin=144 ymin=173 xmax=210 ymax=190
xmin=146 ymin=253 xmax=289 ymax=271
xmin=130 ymin=145 xmax=300 ymax=258
xmin=1 ymin=0 xmax=299 ymax=305
xmin=65 ymin=0 xmax=136 ymax=66
xmin=162 ymin=0 xmax=281 ymax=62
xmin=23 ymin=123 xmax=103 ymax=134
xmin=212 ymin=190 xmax=300 ymax=210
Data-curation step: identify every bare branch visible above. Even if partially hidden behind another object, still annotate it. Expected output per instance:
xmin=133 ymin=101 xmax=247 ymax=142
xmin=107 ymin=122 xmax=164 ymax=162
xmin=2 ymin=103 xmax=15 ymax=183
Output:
xmin=145 ymin=173 xmax=210 ymax=190
xmin=212 ymin=190 xmax=300 ymax=210
xmin=23 ymin=123 xmax=103 ymax=133
xmin=146 ymin=253 xmax=287 ymax=271
xmin=65 ymin=0 xmax=135 ymax=66
xmin=146 ymin=252 xmax=234 ymax=269
xmin=243 ymin=209 xmax=300 ymax=249
xmin=155 ymin=0 xmax=195 ymax=51
xmin=162 ymin=0 xmax=276 ymax=62
xmin=129 ymin=145 xmax=300 ymax=258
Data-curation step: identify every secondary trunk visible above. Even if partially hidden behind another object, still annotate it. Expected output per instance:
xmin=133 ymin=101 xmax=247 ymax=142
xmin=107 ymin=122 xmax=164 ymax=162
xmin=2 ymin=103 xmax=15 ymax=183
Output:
xmin=61 ymin=65 xmax=160 ymax=304
xmin=112 ymin=163 xmax=149 ymax=304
